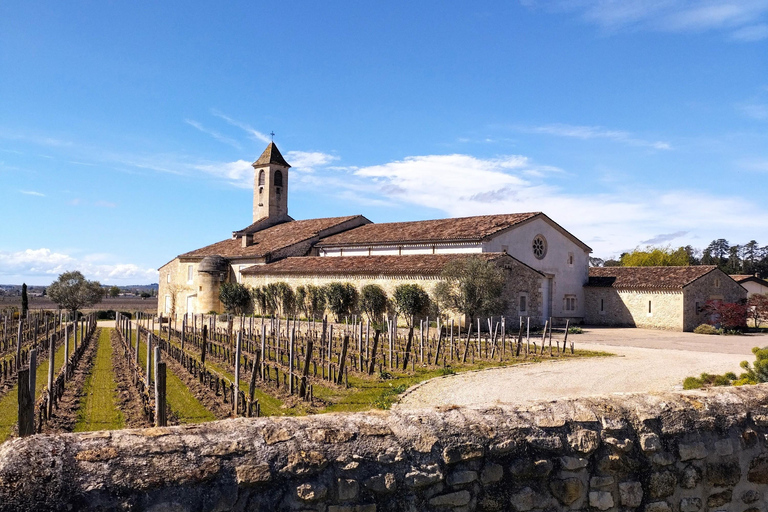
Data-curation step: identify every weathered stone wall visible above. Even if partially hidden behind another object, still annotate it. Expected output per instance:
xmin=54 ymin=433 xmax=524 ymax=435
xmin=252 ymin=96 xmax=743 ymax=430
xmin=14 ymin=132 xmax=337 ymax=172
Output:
xmin=584 ymin=288 xmax=684 ymax=330
xmin=3 ymin=385 xmax=768 ymax=511
xmin=683 ymin=270 xmax=748 ymax=331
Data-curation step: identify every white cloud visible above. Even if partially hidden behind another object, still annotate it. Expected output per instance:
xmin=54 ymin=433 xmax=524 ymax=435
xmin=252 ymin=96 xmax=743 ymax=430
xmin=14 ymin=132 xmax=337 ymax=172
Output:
xmin=525 ymin=0 xmax=768 ymax=40
xmin=739 ymin=103 xmax=768 ymax=120
xmin=194 ymin=159 xmax=254 ymax=188
xmin=285 ymin=151 xmax=339 ymax=172
xmin=20 ymin=190 xmax=45 ymax=197
xmin=0 ymin=248 xmax=158 ymax=284
xmin=185 ymin=119 xmax=242 ymax=149
xmin=210 ymin=110 xmax=271 ymax=144
xmin=334 ymin=152 xmax=768 ymax=257
xmin=517 ymin=123 xmax=672 ymax=150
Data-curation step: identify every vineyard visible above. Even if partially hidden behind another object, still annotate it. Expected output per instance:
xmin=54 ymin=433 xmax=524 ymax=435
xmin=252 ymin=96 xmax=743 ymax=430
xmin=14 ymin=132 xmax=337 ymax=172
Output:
xmin=0 ymin=309 xmax=599 ymax=443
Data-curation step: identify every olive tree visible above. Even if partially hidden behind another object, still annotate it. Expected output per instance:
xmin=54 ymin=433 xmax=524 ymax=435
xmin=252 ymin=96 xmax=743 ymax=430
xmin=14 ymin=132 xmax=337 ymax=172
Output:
xmin=324 ymin=282 xmax=358 ymax=322
xmin=219 ymin=282 xmax=252 ymax=315
xmin=359 ymin=284 xmax=388 ymax=325
xmin=434 ymin=256 xmax=506 ymax=324
xmin=304 ymin=284 xmax=327 ymax=320
xmin=48 ymin=271 xmax=105 ymax=315
xmin=393 ymin=283 xmax=430 ymax=326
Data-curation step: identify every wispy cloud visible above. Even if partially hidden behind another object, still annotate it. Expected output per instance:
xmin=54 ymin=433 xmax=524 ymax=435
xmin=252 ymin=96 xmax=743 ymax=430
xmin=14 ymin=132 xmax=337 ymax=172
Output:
xmin=523 ymin=0 xmax=768 ymax=40
xmin=516 ymin=123 xmax=672 ymax=150
xmin=739 ymin=103 xmax=768 ymax=121
xmin=285 ymin=151 xmax=339 ymax=172
xmin=19 ymin=190 xmax=45 ymax=197
xmin=210 ymin=110 xmax=271 ymax=144
xmin=185 ymin=119 xmax=242 ymax=149
xmin=0 ymin=248 xmax=158 ymax=284
xmin=193 ymin=159 xmax=254 ymax=188
xmin=325 ymin=151 xmax=768 ymax=256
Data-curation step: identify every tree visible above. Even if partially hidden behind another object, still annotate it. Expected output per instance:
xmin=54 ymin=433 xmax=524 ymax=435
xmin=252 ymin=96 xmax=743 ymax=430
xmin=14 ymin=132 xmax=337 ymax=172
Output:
xmin=304 ymin=284 xmax=326 ymax=320
xmin=21 ymin=283 xmax=28 ymax=319
xmin=588 ymin=257 xmax=604 ymax=267
xmin=434 ymin=256 xmax=506 ymax=324
xmin=359 ymin=284 xmax=388 ymax=324
xmin=273 ymin=282 xmax=295 ymax=319
xmin=262 ymin=283 xmax=280 ymax=316
xmin=739 ymin=347 xmax=768 ymax=384
xmin=109 ymin=285 xmax=120 ymax=298
xmin=295 ymin=286 xmax=307 ymax=318
xmin=619 ymin=245 xmax=690 ymax=266
xmin=219 ymin=282 xmax=252 ymax=315
xmin=703 ymin=300 xmax=748 ymax=330
xmin=748 ymin=293 xmax=768 ymax=328
xmin=48 ymin=271 xmax=105 ymax=314
xmin=393 ymin=284 xmax=430 ymax=326
xmin=324 ymin=282 xmax=358 ymax=321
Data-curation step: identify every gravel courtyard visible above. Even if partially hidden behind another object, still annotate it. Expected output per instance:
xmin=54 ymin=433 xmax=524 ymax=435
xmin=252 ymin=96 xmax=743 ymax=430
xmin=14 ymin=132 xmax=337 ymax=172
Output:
xmin=396 ymin=327 xmax=768 ymax=410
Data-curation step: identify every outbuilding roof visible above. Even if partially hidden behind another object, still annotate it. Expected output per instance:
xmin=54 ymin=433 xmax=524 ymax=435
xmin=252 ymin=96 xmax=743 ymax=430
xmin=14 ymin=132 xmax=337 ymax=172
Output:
xmin=241 ymin=252 xmax=541 ymax=277
xmin=587 ymin=266 xmax=720 ymax=290
xmin=178 ymin=216 xmax=364 ymax=261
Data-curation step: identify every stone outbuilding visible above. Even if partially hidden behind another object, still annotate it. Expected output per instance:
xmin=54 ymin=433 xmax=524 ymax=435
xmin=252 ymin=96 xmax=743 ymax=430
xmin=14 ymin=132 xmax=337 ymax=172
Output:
xmin=584 ymin=266 xmax=747 ymax=331
xmin=730 ymin=274 xmax=768 ymax=298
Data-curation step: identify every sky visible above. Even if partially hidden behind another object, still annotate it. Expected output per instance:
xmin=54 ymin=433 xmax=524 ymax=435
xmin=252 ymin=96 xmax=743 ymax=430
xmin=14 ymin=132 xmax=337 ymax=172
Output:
xmin=1 ymin=1 xmax=767 ymax=285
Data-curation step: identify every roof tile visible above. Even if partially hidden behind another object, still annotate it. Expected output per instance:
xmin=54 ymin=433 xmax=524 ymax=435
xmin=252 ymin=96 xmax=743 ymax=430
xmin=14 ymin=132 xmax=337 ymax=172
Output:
xmin=587 ymin=266 xmax=718 ymax=289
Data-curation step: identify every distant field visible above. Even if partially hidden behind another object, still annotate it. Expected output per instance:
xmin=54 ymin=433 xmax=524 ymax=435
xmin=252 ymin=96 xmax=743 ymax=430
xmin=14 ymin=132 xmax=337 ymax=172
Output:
xmin=0 ymin=295 xmax=158 ymax=314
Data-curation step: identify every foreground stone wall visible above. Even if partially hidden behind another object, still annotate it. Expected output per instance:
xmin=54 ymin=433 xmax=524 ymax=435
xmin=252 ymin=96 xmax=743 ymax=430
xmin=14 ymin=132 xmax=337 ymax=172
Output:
xmin=2 ymin=385 xmax=768 ymax=511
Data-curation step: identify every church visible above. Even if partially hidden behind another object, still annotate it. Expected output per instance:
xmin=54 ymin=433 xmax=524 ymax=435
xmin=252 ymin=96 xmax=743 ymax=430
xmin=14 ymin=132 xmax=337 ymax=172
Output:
xmin=158 ymin=142 xmax=745 ymax=330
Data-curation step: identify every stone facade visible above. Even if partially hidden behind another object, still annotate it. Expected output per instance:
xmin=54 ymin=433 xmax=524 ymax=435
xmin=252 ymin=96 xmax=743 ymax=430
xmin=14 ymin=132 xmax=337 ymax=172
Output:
xmin=242 ymin=255 xmax=544 ymax=326
xmin=4 ymin=384 xmax=768 ymax=511
xmin=585 ymin=268 xmax=747 ymax=332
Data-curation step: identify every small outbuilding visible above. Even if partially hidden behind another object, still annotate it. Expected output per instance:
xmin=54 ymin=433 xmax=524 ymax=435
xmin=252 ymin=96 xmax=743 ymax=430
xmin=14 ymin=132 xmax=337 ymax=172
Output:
xmin=584 ymin=266 xmax=747 ymax=331
xmin=729 ymin=274 xmax=768 ymax=298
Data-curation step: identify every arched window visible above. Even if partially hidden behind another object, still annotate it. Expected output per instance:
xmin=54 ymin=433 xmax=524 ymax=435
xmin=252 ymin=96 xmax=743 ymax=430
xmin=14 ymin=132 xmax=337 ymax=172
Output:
xmin=258 ymin=170 xmax=265 ymax=186
xmin=274 ymin=170 xmax=283 ymax=187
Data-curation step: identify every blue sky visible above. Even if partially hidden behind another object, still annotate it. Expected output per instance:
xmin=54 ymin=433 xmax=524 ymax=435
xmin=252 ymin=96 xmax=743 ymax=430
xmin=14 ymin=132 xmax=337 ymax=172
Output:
xmin=1 ymin=1 xmax=767 ymax=285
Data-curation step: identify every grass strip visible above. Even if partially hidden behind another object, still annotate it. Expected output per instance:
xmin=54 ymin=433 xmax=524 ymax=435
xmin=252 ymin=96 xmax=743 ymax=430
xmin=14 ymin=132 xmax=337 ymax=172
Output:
xmin=137 ymin=336 xmax=214 ymax=424
xmin=0 ymin=336 xmax=69 ymax=443
xmin=74 ymin=329 xmax=124 ymax=432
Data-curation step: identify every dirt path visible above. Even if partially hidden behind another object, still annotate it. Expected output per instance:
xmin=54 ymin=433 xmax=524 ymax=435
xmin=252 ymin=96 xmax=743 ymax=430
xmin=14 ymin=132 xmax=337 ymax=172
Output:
xmin=396 ymin=329 xmax=768 ymax=410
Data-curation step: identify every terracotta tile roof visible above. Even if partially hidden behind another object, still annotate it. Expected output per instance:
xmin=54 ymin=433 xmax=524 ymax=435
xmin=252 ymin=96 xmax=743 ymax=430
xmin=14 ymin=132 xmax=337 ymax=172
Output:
xmin=178 ymin=216 xmax=363 ymax=260
xmin=587 ymin=266 xmax=719 ymax=289
xmin=316 ymin=212 xmax=541 ymax=247
xmin=730 ymin=275 xmax=755 ymax=282
xmin=253 ymin=142 xmax=290 ymax=168
xmin=241 ymin=253 xmax=518 ymax=277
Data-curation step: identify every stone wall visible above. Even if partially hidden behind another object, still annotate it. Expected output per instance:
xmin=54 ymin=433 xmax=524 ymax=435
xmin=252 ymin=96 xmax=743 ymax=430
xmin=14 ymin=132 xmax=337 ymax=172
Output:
xmin=584 ymin=288 xmax=684 ymax=330
xmin=683 ymin=270 xmax=748 ymax=331
xmin=3 ymin=385 xmax=768 ymax=511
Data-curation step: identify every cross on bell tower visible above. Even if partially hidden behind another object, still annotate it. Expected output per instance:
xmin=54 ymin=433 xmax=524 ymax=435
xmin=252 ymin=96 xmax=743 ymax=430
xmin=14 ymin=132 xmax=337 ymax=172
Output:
xmin=252 ymin=141 xmax=291 ymax=223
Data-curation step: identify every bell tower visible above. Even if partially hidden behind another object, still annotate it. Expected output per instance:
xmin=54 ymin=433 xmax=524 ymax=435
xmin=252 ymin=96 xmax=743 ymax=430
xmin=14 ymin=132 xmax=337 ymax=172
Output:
xmin=252 ymin=142 xmax=291 ymax=223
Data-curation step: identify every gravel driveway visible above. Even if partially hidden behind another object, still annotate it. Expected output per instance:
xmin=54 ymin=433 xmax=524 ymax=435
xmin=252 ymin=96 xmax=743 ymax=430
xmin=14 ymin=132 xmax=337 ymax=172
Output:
xmin=396 ymin=327 xmax=768 ymax=410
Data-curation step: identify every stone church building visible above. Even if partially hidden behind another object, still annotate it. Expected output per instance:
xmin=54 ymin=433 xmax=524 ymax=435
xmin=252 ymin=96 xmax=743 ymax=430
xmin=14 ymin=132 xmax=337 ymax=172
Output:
xmin=158 ymin=142 xmax=745 ymax=330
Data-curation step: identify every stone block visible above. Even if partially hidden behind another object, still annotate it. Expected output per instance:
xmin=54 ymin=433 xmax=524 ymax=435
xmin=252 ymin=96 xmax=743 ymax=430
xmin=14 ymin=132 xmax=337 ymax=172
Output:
xmin=619 ymin=481 xmax=643 ymax=508
xmin=446 ymin=470 xmax=478 ymax=487
xmin=509 ymin=458 xmax=552 ymax=478
xmin=590 ymin=476 xmax=614 ymax=489
xmin=678 ymin=442 xmax=707 ymax=461
xmin=644 ymin=501 xmax=671 ymax=512
xmin=605 ymin=437 xmax=634 ymax=453
xmin=443 ymin=444 xmax=484 ymax=464
xmin=364 ymin=472 xmax=396 ymax=494
xmin=405 ymin=465 xmax=443 ymax=488
xmin=526 ymin=435 xmax=562 ymax=451
xmin=707 ymin=461 xmax=741 ymax=486
xmin=589 ymin=491 xmax=614 ymax=511
xmin=510 ymin=487 xmax=536 ymax=512
xmin=748 ymin=453 xmax=768 ymax=484
xmin=649 ymin=471 xmax=677 ymax=499
xmin=550 ymin=477 xmax=584 ymax=506
xmin=568 ymin=429 xmax=600 ymax=454
xmin=640 ymin=433 xmax=661 ymax=452
xmin=560 ymin=456 xmax=588 ymax=470
xmin=652 ymin=452 xmax=675 ymax=466
xmin=480 ymin=464 xmax=503 ymax=485
xmin=741 ymin=490 xmax=761 ymax=504
xmin=296 ymin=482 xmax=327 ymax=502
xmin=337 ymin=478 xmax=359 ymax=501
xmin=679 ymin=497 xmax=702 ymax=512
xmin=235 ymin=463 xmax=271 ymax=485
xmin=429 ymin=491 xmax=471 ymax=508
xmin=680 ymin=465 xmax=702 ymax=489
xmin=282 ymin=450 xmax=328 ymax=476
xmin=707 ymin=490 xmax=732 ymax=508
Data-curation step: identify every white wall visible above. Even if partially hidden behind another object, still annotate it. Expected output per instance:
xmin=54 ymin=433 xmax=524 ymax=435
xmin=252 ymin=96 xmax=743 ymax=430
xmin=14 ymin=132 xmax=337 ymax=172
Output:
xmin=483 ymin=217 xmax=590 ymax=322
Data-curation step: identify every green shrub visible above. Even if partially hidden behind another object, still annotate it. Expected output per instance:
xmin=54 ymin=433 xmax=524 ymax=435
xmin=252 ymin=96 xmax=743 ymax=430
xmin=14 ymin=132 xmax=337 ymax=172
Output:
xmin=693 ymin=324 xmax=720 ymax=335
xmin=683 ymin=376 xmax=703 ymax=389
xmin=567 ymin=326 xmax=583 ymax=334
xmin=724 ymin=372 xmax=738 ymax=380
